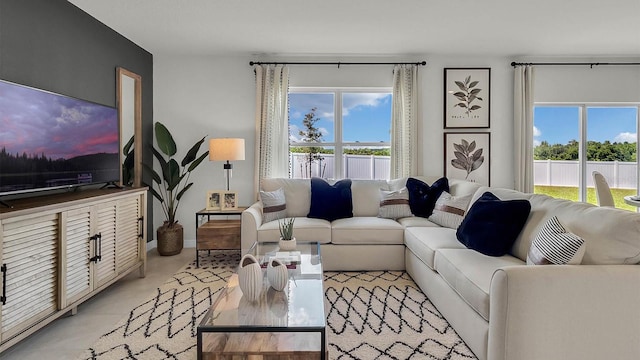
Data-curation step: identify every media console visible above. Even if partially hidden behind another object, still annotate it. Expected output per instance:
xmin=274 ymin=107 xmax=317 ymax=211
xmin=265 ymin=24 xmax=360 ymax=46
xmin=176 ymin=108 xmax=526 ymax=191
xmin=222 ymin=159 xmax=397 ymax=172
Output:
xmin=0 ymin=187 xmax=147 ymax=353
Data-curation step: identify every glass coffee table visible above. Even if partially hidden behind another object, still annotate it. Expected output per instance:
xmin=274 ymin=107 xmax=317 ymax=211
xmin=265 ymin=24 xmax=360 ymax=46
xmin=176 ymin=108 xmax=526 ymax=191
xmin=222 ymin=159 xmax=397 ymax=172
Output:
xmin=197 ymin=241 xmax=326 ymax=360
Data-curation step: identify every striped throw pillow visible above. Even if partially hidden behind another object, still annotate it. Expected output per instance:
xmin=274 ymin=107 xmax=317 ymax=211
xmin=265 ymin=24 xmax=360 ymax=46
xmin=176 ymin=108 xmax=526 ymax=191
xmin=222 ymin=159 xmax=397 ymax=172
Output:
xmin=527 ymin=216 xmax=586 ymax=265
xmin=378 ymin=187 xmax=412 ymax=219
xmin=260 ymin=187 xmax=287 ymax=223
xmin=428 ymin=192 xmax=472 ymax=229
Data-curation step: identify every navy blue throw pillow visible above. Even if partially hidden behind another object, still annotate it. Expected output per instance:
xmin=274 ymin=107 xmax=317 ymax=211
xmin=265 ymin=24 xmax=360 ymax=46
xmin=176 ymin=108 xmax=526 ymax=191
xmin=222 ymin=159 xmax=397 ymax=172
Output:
xmin=307 ymin=178 xmax=353 ymax=222
xmin=406 ymin=177 xmax=449 ymax=218
xmin=456 ymin=192 xmax=531 ymax=257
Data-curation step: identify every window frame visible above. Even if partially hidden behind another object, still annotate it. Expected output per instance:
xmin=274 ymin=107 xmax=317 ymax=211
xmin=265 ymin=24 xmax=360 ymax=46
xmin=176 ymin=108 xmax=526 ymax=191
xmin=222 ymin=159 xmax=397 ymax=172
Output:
xmin=288 ymin=86 xmax=393 ymax=179
xmin=533 ymin=102 xmax=640 ymax=202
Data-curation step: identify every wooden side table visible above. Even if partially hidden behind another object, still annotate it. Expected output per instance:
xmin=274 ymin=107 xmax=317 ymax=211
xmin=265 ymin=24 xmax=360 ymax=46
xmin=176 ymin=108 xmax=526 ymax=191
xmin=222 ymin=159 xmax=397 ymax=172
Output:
xmin=195 ymin=207 xmax=246 ymax=267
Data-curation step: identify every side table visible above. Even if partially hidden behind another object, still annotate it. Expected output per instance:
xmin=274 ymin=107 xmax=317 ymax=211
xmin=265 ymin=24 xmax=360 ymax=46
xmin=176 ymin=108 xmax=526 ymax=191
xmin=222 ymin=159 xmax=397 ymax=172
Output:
xmin=195 ymin=207 xmax=246 ymax=267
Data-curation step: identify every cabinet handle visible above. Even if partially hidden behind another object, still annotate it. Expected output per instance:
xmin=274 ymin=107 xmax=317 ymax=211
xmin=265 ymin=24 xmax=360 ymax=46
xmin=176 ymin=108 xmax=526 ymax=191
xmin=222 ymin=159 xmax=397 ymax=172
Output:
xmin=1 ymin=264 xmax=6 ymax=305
xmin=89 ymin=234 xmax=100 ymax=263
xmin=138 ymin=216 xmax=144 ymax=238
xmin=97 ymin=232 xmax=102 ymax=262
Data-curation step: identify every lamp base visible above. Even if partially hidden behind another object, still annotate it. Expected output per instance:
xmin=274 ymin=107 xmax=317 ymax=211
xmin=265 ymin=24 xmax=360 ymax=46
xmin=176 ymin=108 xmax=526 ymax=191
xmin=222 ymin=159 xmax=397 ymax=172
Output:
xmin=224 ymin=161 xmax=233 ymax=191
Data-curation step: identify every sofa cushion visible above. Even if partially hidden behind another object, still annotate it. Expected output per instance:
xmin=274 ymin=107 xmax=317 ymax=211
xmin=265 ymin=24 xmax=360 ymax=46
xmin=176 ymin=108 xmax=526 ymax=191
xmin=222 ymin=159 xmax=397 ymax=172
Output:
xmin=331 ymin=217 xmax=404 ymax=245
xmin=351 ymin=180 xmax=389 ymax=217
xmin=508 ymin=193 xmax=640 ymax=264
xmin=404 ymin=227 xmax=465 ymax=269
xmin=456 ymin=192 xmax=531 ymax=257
xmin=308 ymin=178 xmax=353 ymax=221
xmin=406 ymin=177 xmax=449 ymax=218
xmin=397 ymin=216 xmax=440 ymax=228
xmin=257 ymin=217 xmax=331 ymax=244
xmin=434 ymin=249 xmax=524 ymax=321
xmin=527 ymin=216 xmax=586 ymax=265
xmin=261 ymin=178 xmax=311 ymax=217
xmin=378 ymin=187 xmax=412 ymax=219
xmin=259 ymin=187 xmax=287 ymax=223
xmin=428 ymin=191 xmax=472 ymax=229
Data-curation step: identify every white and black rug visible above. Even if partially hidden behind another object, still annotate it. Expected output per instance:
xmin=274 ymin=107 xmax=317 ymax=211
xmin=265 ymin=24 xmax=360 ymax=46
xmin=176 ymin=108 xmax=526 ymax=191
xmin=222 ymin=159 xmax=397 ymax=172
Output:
xmin=78 ymin=251 xmax=476 ymax=360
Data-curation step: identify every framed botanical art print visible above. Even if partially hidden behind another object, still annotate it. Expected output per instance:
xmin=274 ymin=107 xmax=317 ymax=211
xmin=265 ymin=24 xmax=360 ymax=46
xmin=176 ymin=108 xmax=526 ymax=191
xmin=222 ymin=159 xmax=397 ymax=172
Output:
xmin=444 ymin=132 xmax=490 ymax=185
xmin=444 ymin=68 xmax=490 ymax=128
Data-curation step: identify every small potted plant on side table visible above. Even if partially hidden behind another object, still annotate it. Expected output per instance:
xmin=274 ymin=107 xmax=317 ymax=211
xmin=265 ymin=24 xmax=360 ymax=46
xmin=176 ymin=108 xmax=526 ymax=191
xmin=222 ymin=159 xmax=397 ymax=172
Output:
xmin=278 ymin=218 xmax=296 ymax=251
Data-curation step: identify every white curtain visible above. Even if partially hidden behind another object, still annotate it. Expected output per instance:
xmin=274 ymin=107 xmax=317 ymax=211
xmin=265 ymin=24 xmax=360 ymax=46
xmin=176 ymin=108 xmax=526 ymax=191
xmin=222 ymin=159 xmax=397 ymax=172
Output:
xmin=390 ymin=64 xmax=418 ymax=178
xmin=514 ymin=65 xmax=535 ymax=193
xmin=254 ymin=65 xmax=290 ymax=196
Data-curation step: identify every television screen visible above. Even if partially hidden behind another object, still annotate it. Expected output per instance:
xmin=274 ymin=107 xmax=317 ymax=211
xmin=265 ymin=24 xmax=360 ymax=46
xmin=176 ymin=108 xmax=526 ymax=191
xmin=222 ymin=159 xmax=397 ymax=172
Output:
xmin=0 ymin=79 xmax=120 ymax=196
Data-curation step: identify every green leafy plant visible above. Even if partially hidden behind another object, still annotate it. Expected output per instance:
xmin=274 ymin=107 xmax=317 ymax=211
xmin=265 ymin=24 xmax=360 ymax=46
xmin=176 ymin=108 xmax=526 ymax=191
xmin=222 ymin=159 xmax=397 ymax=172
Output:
xmin=145 ymin=122 xmax=209 ymax=227
xmin=451 ymin=139 xmax=484 ymax=179
xmin=278 ymin=218 xmax=295 ymax=240
xmin=452 ymin=76 xmax=483 ymax=116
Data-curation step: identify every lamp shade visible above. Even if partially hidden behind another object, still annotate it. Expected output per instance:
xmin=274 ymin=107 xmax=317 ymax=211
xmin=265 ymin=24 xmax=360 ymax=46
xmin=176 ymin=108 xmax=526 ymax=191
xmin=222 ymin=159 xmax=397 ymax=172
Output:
xmin=209 ymin=138 xmax=245 ymax=161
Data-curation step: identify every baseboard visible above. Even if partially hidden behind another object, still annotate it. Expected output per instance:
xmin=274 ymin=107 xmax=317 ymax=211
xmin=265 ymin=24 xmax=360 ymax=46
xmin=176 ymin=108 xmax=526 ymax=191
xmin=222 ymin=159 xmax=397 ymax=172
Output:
xmin=146 ymin=239 xmax=196 ymax=252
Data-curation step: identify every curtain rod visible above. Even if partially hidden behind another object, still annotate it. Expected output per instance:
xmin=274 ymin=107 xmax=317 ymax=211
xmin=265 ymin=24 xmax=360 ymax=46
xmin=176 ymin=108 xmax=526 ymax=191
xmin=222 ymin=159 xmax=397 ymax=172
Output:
xmin=511 ymin=61 xmax=640 ymax=68
xmin=249 ymin=61 xmax=427 ymax=67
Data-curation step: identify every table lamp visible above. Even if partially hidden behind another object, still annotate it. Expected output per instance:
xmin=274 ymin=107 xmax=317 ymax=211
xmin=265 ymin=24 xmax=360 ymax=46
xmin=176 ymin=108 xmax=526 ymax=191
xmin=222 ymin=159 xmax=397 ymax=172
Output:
xmin=209 ymin=138 xmax=245 ymax=191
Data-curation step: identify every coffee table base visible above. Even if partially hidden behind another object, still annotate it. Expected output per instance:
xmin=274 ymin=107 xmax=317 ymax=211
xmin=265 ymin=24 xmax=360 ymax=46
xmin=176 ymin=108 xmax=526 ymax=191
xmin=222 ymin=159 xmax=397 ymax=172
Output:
xmin=200 ymin=331 xmax=327 ymax=360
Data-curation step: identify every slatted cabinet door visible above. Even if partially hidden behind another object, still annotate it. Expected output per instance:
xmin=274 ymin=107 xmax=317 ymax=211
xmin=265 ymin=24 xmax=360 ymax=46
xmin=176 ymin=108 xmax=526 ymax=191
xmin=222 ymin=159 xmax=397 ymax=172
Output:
xmin=62 ymin=207 xmax=93 ymax=306
xmin=94 ymin=202 xmax=117 ymax=288
xmin=0 ymin=213 xmax=58 ymax=341
xmin=116 ymin=195 xmax=142 ymax=274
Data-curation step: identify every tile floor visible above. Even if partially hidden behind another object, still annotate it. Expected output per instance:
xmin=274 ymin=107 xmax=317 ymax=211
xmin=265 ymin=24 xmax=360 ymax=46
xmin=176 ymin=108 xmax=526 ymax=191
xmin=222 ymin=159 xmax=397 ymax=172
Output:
xmin=1 ymin=249 xmax=195 ymax=360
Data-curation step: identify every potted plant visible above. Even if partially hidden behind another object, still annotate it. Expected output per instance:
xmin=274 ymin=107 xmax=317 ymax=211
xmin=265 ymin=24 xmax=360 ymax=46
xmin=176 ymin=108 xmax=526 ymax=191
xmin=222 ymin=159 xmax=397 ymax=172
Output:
xmin=146 ymin=122 xmax=209 ymax=255
xmin=278 ymin=218 xmax=296 ymax=251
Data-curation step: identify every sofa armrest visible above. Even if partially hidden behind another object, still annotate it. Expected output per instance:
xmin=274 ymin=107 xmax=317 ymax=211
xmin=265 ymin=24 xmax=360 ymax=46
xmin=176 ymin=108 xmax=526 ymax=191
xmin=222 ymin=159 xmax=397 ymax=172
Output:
xmin=489 ymin=265 xmax=640 ymax=360
xmin=241 ymin=202 xmax=263 ymax=253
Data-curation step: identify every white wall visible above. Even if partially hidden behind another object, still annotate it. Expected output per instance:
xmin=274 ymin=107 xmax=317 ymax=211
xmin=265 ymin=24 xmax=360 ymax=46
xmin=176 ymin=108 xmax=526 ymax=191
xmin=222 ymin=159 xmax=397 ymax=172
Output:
xmin=533 ymin=60 xmax=640 ymax=103
xmin=153 ymin=54 xmax=639 ymax=241
xmin=153 ymin=55 xmax=256 ymax=241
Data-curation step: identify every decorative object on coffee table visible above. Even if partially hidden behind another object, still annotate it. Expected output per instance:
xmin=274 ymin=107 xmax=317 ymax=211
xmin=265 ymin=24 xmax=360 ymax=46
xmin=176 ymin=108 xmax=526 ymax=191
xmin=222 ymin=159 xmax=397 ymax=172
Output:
xmin=267 ymin=258 xmax=288 ymax=291
xmin=278 ymin=218 xmax=296 ymax=251
xmin=237 ymin=254 xmax=262 ymax=302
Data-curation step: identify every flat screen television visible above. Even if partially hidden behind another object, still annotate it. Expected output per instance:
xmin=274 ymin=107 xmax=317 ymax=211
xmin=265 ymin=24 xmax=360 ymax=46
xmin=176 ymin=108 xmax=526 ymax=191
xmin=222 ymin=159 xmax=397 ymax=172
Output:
xmin=0 ymin=79 xmax=120 ymax=197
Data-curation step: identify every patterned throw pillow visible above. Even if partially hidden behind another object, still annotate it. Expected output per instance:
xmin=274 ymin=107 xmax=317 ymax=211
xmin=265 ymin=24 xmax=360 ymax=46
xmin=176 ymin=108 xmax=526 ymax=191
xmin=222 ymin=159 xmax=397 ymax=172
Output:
xmin=378 ymin=187 xmax=413 ymax=219
xmin=428 ymin=191 xmax=472 ymax=229
xmin=260 ymin=187 xmax=287 ymax=223
xmin=527 ymin=216 xmax=586 ymax=265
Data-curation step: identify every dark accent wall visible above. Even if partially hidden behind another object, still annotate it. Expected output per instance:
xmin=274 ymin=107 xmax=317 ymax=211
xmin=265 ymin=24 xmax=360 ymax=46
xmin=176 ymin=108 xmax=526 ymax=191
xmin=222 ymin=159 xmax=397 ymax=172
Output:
xmin=0 ymin=0 xmax=154 ymax=237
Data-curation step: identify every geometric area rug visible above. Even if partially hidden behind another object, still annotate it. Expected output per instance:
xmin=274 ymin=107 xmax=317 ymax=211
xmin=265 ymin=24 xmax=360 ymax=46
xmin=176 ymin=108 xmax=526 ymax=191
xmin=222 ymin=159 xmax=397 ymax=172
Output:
xmin=77 ymin=250 xmax=476 ymax=360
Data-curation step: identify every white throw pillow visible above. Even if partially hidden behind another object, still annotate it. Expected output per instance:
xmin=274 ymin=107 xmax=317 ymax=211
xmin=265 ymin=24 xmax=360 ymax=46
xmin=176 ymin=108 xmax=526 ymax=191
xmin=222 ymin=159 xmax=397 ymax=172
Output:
xmin=527 ymin=216 xmax=586 ymax=265
xmin=378 ymin=187 xmax=412 ymax=219
xmin=260 ymin=187 xmax=287 ymax=223
xmin=428 ymin=192 xmax=472 ymax=229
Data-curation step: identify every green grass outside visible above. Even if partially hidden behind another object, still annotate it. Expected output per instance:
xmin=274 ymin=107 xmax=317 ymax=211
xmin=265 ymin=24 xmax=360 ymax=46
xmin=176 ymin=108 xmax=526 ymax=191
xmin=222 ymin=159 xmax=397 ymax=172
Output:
xmin=534 ymin=185 xmax=637 ymax=212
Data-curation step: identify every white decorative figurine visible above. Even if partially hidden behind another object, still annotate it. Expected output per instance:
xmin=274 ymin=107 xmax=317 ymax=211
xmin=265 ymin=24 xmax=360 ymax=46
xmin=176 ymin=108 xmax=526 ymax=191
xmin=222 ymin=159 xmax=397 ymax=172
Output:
xmin=237 ymin=254 xmax=262 ymax=302
xmin=267 ymin=258 xmax=289 ymax=291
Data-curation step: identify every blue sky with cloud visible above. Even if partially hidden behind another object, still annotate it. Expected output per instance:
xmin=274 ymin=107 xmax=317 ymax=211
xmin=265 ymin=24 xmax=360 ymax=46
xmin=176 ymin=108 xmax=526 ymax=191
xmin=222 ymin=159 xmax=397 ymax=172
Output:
xmin=289 ymin=92 xmax=391 ymax=144
xmin=534 ymin=106 xmax=638 ymax=146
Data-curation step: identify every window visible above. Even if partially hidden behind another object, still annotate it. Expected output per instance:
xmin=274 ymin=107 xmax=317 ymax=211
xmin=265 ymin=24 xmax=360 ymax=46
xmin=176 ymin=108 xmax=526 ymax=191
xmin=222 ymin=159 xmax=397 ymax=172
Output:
xmin=288 ymin=88 xmax=392 ymax=180
xmin=533 ymin=104 xmax=639 ymax=210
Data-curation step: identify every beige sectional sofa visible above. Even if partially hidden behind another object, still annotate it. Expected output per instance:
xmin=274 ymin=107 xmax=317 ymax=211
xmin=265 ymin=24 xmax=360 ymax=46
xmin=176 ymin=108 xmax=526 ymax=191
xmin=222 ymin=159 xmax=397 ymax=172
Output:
xmin=241 ymin=177 xmax=640 ymax=360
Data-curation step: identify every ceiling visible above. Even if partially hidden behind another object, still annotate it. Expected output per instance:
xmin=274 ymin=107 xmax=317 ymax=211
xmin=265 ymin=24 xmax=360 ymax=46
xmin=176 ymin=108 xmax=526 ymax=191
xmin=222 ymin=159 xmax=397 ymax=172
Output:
xmin=68 ymin=0 xmax=640 ymax=58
